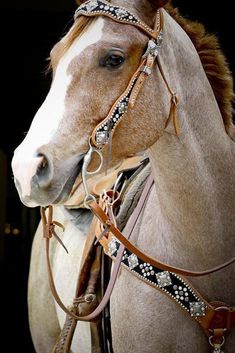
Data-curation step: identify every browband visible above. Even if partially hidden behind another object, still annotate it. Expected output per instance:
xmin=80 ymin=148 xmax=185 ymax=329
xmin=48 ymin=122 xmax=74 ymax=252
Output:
xmin=74 ymin=0 xmax=163 ymax=148
xmin=75 ymin=0 xmax=160 ymax=39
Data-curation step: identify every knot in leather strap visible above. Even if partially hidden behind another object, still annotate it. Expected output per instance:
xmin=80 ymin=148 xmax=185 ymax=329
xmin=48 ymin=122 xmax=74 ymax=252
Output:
xmin=41 ymin=206 xmax=68 ymax=253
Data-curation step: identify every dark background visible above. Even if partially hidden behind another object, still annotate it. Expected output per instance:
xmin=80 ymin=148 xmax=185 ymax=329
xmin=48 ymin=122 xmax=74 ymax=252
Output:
xmin=0 ymin=1 xmax=234 ymax=352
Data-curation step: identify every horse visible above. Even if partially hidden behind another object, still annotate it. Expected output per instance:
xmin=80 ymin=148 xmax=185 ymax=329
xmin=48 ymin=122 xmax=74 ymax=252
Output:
xmin=11 ymin=0 xmax=235 ymax=352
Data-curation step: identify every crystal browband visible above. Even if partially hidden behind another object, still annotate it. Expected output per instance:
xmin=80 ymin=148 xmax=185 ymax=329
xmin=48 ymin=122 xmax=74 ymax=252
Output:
xmin=75 ymin=0 xmax=160 ymax=38
xmin=74 ymin=0 xmax=163 ymax=148
xmin=108 ymin=237 xmax=207 ymax=319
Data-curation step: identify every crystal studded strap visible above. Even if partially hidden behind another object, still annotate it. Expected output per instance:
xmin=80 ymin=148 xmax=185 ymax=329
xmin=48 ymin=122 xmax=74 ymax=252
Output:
xmin=90 ymin=200 xmax=235 ymax=278
xmin=41 ymin=175 xmax=154 ymax=322
xmin=74 ymin=0 xmax=163 ymax=148
xmin=90 ymin=59 xmax=146 ymax=147
xmin=74 ymin=0 xmax=161 ymax=39
xmin=90 ymin=27 xmax=163 ymax=148
xmin=90 ymin=178 xmax=212 ymax=322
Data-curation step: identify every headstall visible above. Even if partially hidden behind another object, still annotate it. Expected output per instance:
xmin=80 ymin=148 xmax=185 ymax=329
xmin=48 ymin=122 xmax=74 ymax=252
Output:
xmin=75 ymin=0 xmax=164 ymax=149
xmin=41 ymin=2 xmax=235 ymax=353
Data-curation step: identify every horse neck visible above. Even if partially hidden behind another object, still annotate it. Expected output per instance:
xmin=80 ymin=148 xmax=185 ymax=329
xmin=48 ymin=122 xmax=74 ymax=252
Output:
xmin=147 ymin=11 xmax=235 ymax=268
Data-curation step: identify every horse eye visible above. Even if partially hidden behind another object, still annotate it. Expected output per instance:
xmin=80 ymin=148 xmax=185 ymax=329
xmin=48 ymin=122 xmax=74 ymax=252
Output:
xmin=103 ymin=54 xmax=125 ymax=69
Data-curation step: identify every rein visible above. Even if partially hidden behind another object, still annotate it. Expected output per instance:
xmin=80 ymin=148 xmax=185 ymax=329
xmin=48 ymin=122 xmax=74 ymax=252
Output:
xmin=41 ymin=1 xmax=235 ymax=352
xmin=42 ymin=174 xmax=235 ymax=352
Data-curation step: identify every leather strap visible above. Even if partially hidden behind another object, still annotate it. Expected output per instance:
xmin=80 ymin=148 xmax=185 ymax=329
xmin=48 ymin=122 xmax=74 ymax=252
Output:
xmin=75 ymin=0 xmax=161 ymax=40
xmin=91 ymin=59 xmax=147 ymax=146
xmin=41 ymin=172 xmax=153 ymax=322
xmin=87 ymin=10 xmax=163 ymax=148
xmin=199 ymin=302 xmax=235 ymax=332
xmin=89 ymin=190 xmax=235 ymax=278
xmin=42 ymin=174 xmax=235 ymax=353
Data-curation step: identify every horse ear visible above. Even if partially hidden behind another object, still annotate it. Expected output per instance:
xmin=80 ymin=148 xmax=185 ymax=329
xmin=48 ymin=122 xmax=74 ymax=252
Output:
xmin=148 ymin=0 xmax=170 ymax=10
xmin=75 ymin=0 xmax=86 ymax=4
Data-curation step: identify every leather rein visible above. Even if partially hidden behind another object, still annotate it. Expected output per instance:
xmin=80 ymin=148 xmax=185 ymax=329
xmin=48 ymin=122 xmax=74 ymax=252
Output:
xmin=41 ymin=1 xmax=235 ymax=352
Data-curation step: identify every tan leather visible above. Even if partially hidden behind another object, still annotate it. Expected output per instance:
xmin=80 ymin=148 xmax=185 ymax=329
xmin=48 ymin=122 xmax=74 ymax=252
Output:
xmin=42 ymin=174 xmax=235 ymax=353
xmin=199 ymin=302 xmax=235 ymax=332
xmin=90 ymin=59 xmax=152 ymax=147
xmin=89 ymin=196 xmax=235 ymax=278
xmin=41 ymin=173 xmax=153 ymax=322
xmin=42 ymin=174 xmax=235 ymax=316
xmin=75 ymin=5 xmax=161 ymax=40
xmin=52 ymin=218 xmax=102 ymax=353
xmin=64 ymin=156 xmax=142 ymax=208
xmin=129 ymin=56 xmax=155 ymax=108
xmin=157 ymin=57 xmax=180 ymax=136
xmin=90 ymin=11 xmax=163 ymax=148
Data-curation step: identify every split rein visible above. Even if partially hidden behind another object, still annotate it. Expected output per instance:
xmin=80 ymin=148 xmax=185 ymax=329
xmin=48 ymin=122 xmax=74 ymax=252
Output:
xmin=41 ymin=176 xmax=235 ymax=322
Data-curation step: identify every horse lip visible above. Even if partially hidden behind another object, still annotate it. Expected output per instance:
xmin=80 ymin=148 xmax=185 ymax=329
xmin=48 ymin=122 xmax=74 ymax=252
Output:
xmin=53 ymin=156 xmax=85 ymax=204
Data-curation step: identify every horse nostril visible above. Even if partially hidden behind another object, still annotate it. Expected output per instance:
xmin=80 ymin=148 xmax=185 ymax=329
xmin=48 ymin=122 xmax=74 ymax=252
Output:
xmin=35 ymin=153 xmax=53 ymax=188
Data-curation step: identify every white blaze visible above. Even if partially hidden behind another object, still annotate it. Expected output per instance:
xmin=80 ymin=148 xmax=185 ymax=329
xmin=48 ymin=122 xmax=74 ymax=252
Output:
xmin=12 ymin=17 xmax=104 ymax=198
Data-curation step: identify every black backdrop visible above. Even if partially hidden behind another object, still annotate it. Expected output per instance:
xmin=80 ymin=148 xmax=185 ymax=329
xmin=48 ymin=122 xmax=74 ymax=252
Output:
xmin=1 ymin=1 xmax=234 ymax=352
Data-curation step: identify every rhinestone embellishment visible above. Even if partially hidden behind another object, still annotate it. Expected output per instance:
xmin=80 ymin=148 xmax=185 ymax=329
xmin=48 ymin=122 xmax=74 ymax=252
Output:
xmin=189 ymin=302 xmax=206 ymax=317
xmin=75 ymin=0 xmax=152 ymax=32
xmin=155 ymin=271 xmax=172 ymax=288
xmin=118 ymin=101 xmax=128 ymax=114
xmin=86 ymin=0 xmax=98 ymax=11
xmin=128 ymin=254 xmax=139 ymax=269
xmin=139 ymin=263 xmax=155 ymax=277
xmin=108 ymin=238 xmax=119 ymax=256
xmin=115 ymin=8 xmax=128 ymax=18
xmin=173 ymin=285 xmax=189 ymax=302
xmin=148 ymin=40 xmax=159 ymax=57
xmin=96 ymin=131 xmax=109 ymax=145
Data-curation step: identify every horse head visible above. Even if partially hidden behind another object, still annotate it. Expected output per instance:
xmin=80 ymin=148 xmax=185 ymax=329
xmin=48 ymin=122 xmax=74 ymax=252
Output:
xmin=12 ymin=0 xmax=170 ymax=207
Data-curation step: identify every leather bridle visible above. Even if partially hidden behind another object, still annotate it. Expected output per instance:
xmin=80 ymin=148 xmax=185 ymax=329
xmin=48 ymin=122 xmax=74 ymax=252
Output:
xmin=41 ymin=2 xmax=235 ymax=353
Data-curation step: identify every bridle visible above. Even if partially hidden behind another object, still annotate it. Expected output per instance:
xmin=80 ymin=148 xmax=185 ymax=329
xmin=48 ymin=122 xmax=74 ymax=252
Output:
xmin=76 ymin=0 xmax=180 ymax=207
xmin=41 ymin=2 xmax=235 ymax=353
xmin=75 ymin=0 xmax=164 ymax=149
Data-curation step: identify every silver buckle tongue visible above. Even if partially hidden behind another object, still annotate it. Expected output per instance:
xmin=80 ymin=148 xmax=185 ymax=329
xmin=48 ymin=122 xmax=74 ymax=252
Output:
xmin=209 ymin=335 xmax=225 ymax=353
xmin=142 ymin=31 xmax=163 ymax=60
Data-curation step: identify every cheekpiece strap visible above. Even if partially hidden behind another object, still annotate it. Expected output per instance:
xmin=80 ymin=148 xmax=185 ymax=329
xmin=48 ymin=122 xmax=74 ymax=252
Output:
xmin=75 ymin=0 xmax=160 ymax=39
xmin=75 ymin=0 xmax=163 ymax=148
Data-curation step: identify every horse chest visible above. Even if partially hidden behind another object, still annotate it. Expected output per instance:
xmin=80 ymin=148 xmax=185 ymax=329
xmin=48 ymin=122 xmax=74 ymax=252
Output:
xmin=109 ymin=186 xmax=235 ymax=353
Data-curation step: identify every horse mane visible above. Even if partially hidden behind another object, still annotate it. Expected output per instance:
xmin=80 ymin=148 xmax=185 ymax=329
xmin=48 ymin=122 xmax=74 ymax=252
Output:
xmin=165 ymin=4 xmax=235 ymax=139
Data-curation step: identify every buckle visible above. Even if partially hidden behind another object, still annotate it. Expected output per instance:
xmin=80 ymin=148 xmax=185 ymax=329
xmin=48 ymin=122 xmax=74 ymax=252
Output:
xmin=209 ymin=306 xmax=233 ymax=330
xmin=141 ymin=66 xmax=152 ymax=76
xmin=209 ymin=333 xmax=225 ymax=353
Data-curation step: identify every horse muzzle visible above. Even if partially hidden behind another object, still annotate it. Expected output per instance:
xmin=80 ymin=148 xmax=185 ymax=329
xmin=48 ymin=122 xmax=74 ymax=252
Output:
xmin=12 ymin=148 xmax=84 ymax=207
